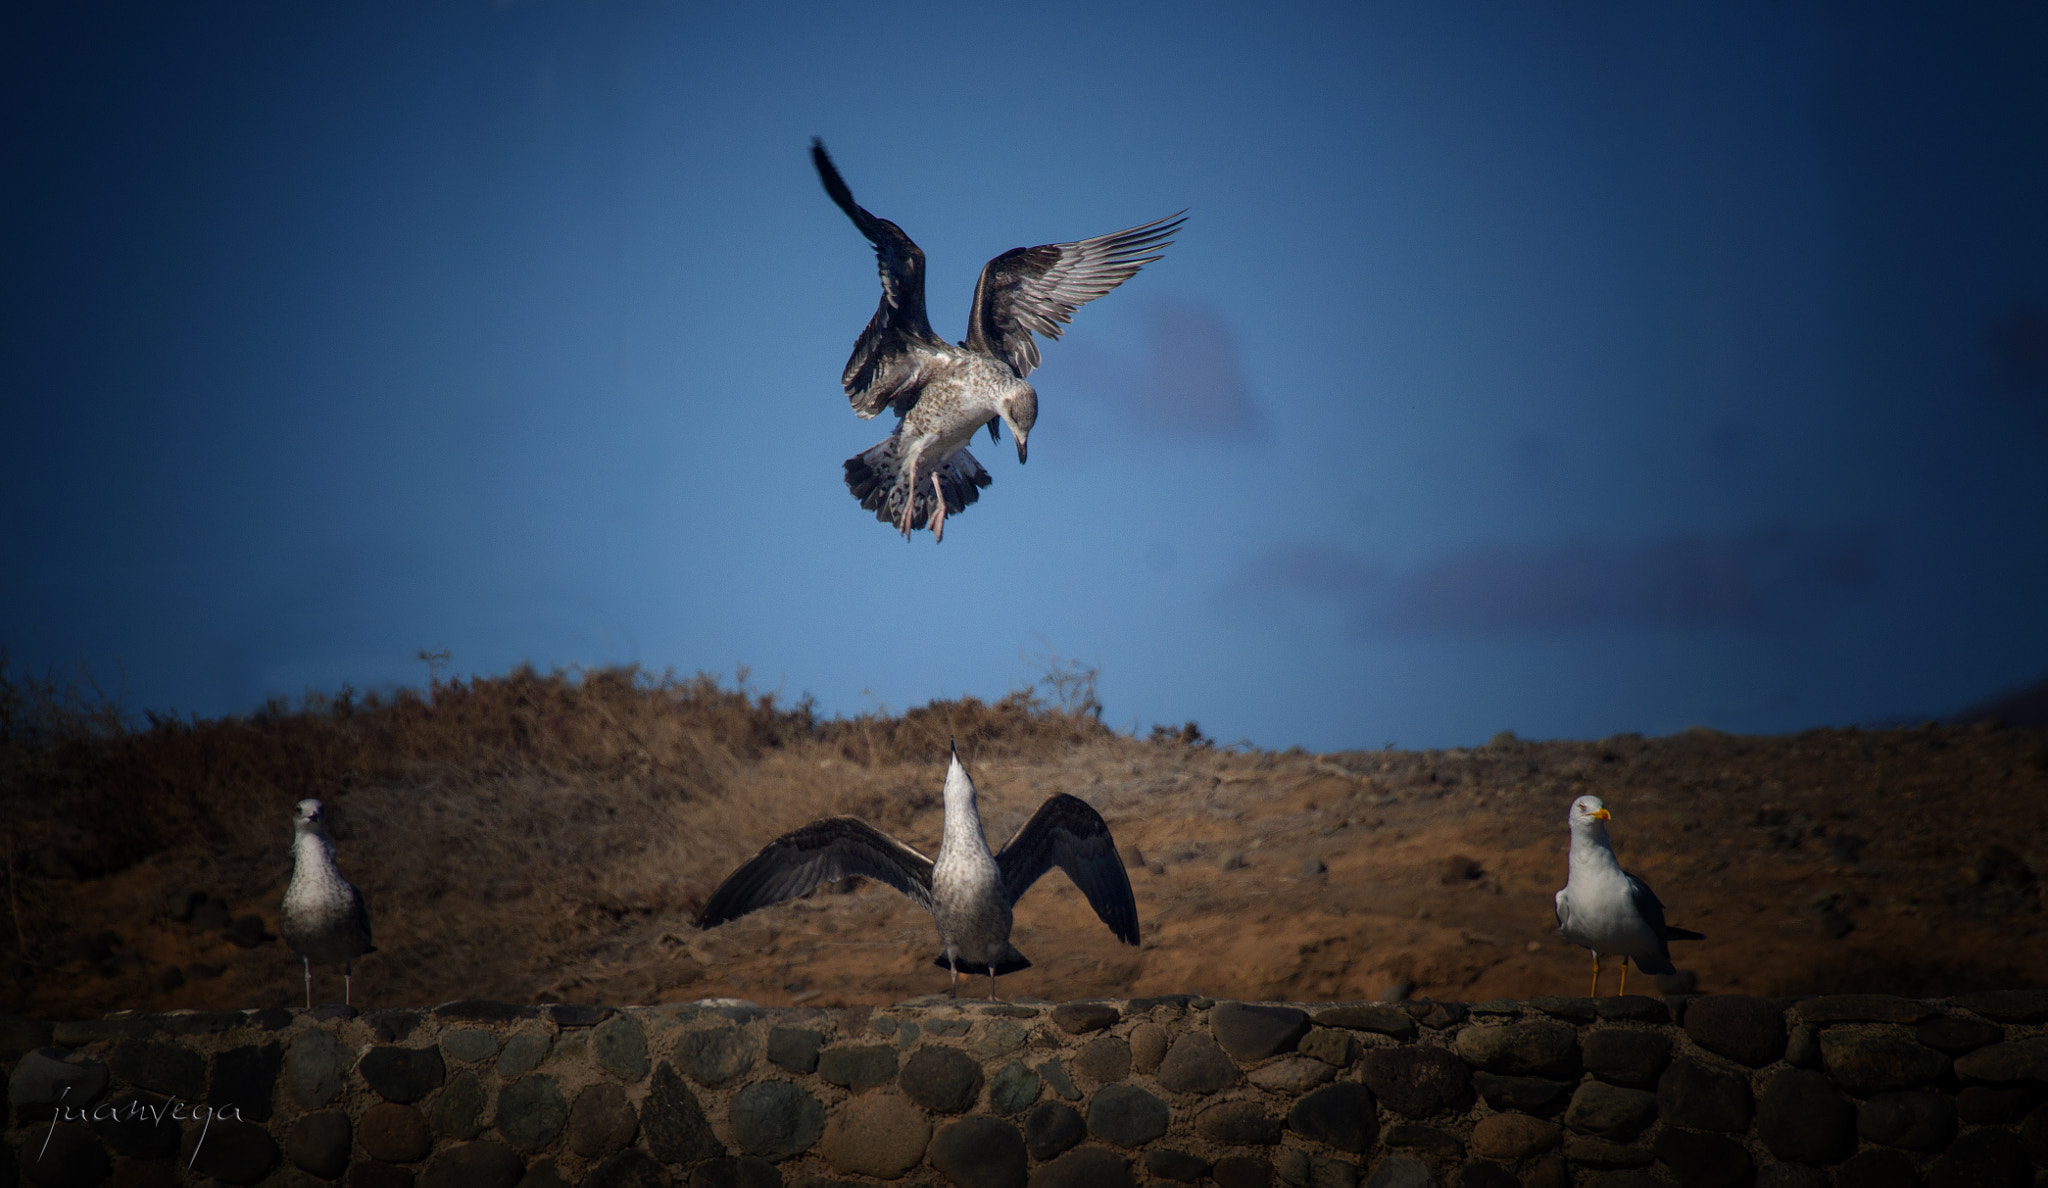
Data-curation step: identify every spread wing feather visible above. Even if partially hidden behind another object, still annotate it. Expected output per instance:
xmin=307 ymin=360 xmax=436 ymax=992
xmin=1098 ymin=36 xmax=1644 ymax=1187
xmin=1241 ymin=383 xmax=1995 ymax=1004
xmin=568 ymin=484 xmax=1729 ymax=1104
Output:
xmin=813 ymin=140 xmax=949 ymax=418
xmin=697 ymin=816 xmax=935 ymax=927
xmin=1624 ymin=872 xmax=1704 ymax=944
xmin=965 ymin=212 xmax=1186 ymax=379
xmin=995 ymin=794 xmax=1140 ymax=945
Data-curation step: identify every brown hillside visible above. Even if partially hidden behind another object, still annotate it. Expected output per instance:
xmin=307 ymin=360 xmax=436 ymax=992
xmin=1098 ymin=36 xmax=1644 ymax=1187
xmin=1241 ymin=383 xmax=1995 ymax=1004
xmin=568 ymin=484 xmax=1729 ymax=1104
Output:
xmin=2 ymin=663 xmax=2043 ymax=1019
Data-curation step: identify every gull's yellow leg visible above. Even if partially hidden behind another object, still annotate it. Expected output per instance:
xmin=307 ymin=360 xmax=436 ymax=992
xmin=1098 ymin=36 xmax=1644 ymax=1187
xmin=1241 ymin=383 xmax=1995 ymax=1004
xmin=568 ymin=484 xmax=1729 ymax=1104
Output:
xmin=1589 ymin=954 xmax=1601 ymax=998
xmin=1618 ymin=957 xmax=1629 ymax=997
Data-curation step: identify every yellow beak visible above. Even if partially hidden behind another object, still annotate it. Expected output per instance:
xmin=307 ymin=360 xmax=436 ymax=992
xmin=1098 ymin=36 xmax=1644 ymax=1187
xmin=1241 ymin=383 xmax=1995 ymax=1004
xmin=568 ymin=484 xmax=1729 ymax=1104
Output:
xmin=1591 ymin=808 xmax=1611 ymax=820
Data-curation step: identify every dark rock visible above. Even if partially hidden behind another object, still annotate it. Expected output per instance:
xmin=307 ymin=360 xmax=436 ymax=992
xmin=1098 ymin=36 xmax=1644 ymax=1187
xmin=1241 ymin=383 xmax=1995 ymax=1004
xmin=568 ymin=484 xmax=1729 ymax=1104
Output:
xmin=592 ymin=1015 xmax=650 ymax=1082
xmin=1948 ymin=989 xmax=2048 ymax=1023
xmin=1835 ymin=1149 xmax=1923 ymax=1188
xmin=1416 ymin=1001 xmax=1465 ymax=1029
xmin=287 ymin=1030 xmax=349 ymax=1110
xmin=1287 ymin=1082 xmax=1378 ymax=1152
xmin=2022 ymin=1100 xmax=2048 ymax=1163
xmin=360 ymin=1101 xmax=433 ymax=1163
xmin=686 ymin=1157 xmax=782 ymax=1188
xmin=728 ymin=1081 xmax=825 ymax=1161
xmin=432 ymin=1069 xmax=488 ymax=1139
xmin=1028 ymin=1146 xmax=1130 ymax=1188
xmin=181 ymin=1118 xmax=280 ymax=1185
xmin=1953 ymin=1037 xmax=2048 ymax=1084
xmin=989 ymin=1060 xmax=1041 ymax=1114
xmin=1784 ymin=1024 xmax=1821 ymax=1068
xmin=1383 ymin=1123 xmax=1462 ymax=1156
xmin=567 ymin=1082 xmax=638 ymax=1159
xmin=360 ymin=1046 xmax=446 ymax=1104
xmin=420 ymin=1140 xmax=523 ymax=1188
xmin=1755 ymin=1068 xmax=1855 ymax=1165
xmin=1656 ymin=1057 xmax=1753 ymax=1133
xmin=1917 ymin=1014 xmax=2004 ymax=1056
xmin=1147 ymin=1148 xmax=1212 ymax=1183
xmin=1583 ymin=1028 xmax=1671 ymax=1088
xmin=26 ymin=1125 xmax=108 ymax=1187
xmin=1957 ymin=1085 xmax=2030 ymax=1124
xmin=110 ymin=1040 xmax=206 ymax=1100
xmin=1360 ymin=1045 xmax=1472 ymax=1116
xmin=1684 ymin=996 xmax=1787 ymax=1067
xmin=1528 ymin=996 xmax=1598 ymax=1024
xmin=1197 ymin=1101 xmax=1283 ymax=1145
xmin=210 ymin=1042 xmax=281 ymax=1122
xmin=816 ymin=1092 xmax=929 ymax=1178
xmin=925 ymin=1018 xmax=971 ymax=1038
xmin=1455 ymin=1164 xmax=1519 ymax=1188
xmin=1126 ymin=994 xmax=1197 ymax=1011
xmin=1155 ymin=1033 xmax=1241 ymax=1094
xmin=496 ymin=1030 xmax=549 ymax=1079
xmin=1819 ymin=1030 xmax=1949 ymax=1095
xmin=1361 ymin=1155 xmax=1429 ymax=1187
xmin=1928 ymin=1127 xmax=2032 ymax=1188
xmin=1312 ymin=1005 xmax=1417 ymax=1038
xmin=1652 ymin=1128 xmax=1753 ymax=1188
xmin=1563 ymin=1081 xmax=1659 ymax=1141
xmin=679 ymin=1026 xmax=758 ymax=1087
xmin=1453 ymin=1020 xmax=1580 ymax=1078
xmin=519 ymin=1162 xmax=573 ymax=1188
xmin=1595 ymin=996 xmax=1672 ymax=1023
xmin=767 ymin=1027 xmax=825 ymax=1074
xmin=1468 ymin=1113 xmax=1559 ymax=1159
xmin=1213 ymin=1156 xmax=1275 ymax=1188
xmin=901 ymin=1046 xmax=983 ymax=1113
xmin=1038 ymin=1058 xmax=1081 ymax=1101
xmin=1087 ymin=1084 xmax=1169 ymax=1147
xmin=931 ymin=1116 xmax=1027 ymax=1188
xmin=1051 ymin=1003 xmax=1120 ymax=1034
xmin=1210 ymin=1002 xmax=1311 ymax=1061
xmin=547 ymin=1004 xmax=613 ymax=1028
xmin=643 ymin=1062 xmax=726 ymax=1164
xmin=1025 ymin=1101 xmax=1087 ymax=1161
xmin=1857 ymin=1090 xmax=1957 ymax=1151
xmin=1470 ymin=1071 xmax=1573 ymax=1114
xmin=160 ymin=1010 xmax=244 ymax=1035
xmin=817 ymin=1044 xmax=897 ymax=1092
xmin=1299 ymin=1028 xmax=1356 ymax=1068
xmin=90 ymin=1091 xmax=180 ymax=1159
xmin=287 ymin=1108 xmax=352 ymax=1179
xmin=584 ymin=1150 xmax=665 ymax=1188
xmin=1754 ymin=1167 xmax=1829 ymax=1188
xmin=310 ymin=1003 xmax=359 ymax=1023
xmin=1561 ymin=1134 xmax=1654 ymax=1168
xmin=495 ymin=1075 xmax=567 ymax=1152
xmin=367 ymin=1010 xmax=419 ymax=1042
xmin=1796 ymin=995 xmax=1931 ymax=1024
xmin=248 ymin=1007 xmax=294 ymax=1030
xmin=434 ymin=1000 xmax=533 ymax=1023
xmin=1071 ymin=1036 xmax=1131 ymax=1083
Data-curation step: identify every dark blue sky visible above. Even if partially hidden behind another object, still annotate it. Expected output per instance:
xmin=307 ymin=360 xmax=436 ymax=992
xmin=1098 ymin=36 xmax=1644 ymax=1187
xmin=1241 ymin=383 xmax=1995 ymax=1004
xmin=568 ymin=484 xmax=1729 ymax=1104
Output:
xmin=6 ymin=3 xmax=2046 ymax=749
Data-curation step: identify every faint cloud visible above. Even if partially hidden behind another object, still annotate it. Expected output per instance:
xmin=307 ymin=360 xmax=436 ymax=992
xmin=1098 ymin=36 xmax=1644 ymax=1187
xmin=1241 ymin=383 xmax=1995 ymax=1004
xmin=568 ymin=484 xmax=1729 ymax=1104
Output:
xmin=1061 ymin=297 xmax=1264 ymax=443
xmin=1225 ymin=525 xmax=1880 ymax=636
xmin=1985 ymin=301 xmax=2048 ymax=402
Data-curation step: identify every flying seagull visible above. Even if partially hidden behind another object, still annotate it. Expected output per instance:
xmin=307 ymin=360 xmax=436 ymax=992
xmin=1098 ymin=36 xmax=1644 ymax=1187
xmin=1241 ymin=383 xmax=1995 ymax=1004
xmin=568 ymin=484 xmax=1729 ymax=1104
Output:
xmin=279 ymin=798 xmax=376 ymax=1009
xmin=813 ymin=138 xmax=1184 ymax=541
xmin=1554 ymin=795 xmax=1704 ymax=997
xmin=696 ymin=741 xmax=1140 ymax=998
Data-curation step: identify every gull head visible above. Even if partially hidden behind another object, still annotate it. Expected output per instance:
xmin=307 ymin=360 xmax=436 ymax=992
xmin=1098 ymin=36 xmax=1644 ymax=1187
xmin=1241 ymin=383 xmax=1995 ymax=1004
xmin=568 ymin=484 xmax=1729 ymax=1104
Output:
xmin=997 ymin=385 xmax=1036 ymax=465
xmin=294 ymin=798 xmax=329 ymax=835
xmin=1569 ymin=795 xmax=1611 ymax=826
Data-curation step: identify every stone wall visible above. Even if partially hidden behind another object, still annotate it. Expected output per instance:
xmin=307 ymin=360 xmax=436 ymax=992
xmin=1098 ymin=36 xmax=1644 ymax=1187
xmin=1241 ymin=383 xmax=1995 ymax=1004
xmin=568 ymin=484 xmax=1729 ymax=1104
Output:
xmin=4 ymin=992 xmax=2047 ymax=1188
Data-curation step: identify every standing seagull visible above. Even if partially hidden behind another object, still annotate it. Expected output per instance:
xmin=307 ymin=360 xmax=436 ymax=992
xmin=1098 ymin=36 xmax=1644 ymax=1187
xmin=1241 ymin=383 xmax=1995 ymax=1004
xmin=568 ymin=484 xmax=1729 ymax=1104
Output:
xmin=697 ymin=741 xmax=1140 ymax=998
xmin=1555 ymin=795 xmax=1704 ymax=997
xmin=813 ymin=138 xmax=1184 ymax=541
xmin=279 ymin=799 xmax=375 ymax=1009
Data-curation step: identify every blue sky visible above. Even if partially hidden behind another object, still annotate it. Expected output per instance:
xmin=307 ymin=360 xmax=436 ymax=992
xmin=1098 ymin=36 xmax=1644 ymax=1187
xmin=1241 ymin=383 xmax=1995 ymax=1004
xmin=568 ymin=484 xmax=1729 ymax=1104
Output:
xmin=6 ymin=3 xmax=2046 ymax=750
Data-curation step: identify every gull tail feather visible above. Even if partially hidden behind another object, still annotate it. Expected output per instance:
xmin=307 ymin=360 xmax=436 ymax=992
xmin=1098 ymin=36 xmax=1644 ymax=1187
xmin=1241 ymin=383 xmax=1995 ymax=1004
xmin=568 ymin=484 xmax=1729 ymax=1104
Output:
xmin=1663 ymin=927 xmax=1706 ymax=941
xmin=843 ymin=438 xmax=992 ymax=531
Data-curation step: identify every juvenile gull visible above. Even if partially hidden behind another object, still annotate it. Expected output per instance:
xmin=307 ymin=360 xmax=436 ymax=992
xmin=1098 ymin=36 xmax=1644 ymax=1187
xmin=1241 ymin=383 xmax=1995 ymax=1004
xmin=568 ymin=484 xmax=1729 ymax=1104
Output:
xmin=279 ymin=798 xmax=375 ymax=1009
xmin=1554 ymin=795 xmax=1704 ymax=997
xmin=696 ymin=741 xmax=1140 ymax=998
xmin=813 ymin=138 xmax=1184 ymax=541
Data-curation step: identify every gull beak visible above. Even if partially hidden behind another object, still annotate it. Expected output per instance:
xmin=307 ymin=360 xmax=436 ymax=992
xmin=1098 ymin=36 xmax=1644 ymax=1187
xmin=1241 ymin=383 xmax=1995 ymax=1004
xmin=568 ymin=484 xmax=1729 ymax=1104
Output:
xmin=1591 ymin=808 xmax=1611 ymax=820
xmin=1015 ymin=435 xmax=1028 ymax=465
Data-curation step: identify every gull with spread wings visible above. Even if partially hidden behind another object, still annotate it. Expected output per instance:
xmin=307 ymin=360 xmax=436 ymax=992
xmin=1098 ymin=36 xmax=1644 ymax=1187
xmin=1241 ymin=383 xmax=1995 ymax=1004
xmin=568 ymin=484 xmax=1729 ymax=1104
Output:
xmin=696 ymin=740 xmax=1140 ymax=998
xmin=812 ymin=138 xmax=1184 ymax=541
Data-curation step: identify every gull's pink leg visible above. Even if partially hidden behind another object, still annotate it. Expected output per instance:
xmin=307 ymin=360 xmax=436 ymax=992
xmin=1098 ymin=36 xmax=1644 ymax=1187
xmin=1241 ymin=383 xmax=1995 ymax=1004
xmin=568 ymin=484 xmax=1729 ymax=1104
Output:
xmin=303 ymin=957 xmax=313 ymax=1010
xmin=929 ymin=474 xmax=948 ymax=543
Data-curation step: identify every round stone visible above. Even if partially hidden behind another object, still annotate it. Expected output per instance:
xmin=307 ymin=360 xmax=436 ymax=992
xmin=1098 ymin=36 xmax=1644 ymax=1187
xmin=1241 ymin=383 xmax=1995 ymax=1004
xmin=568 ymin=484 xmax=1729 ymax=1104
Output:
xmin=1155 ymin=1033 xmax=1241 ymax=1095
xmin=727 ymin=1080 xmax=825 ymax=1161
xmin=1917 ymin=1014 xmax=2004 ymax=1056
xmin=496 ymin=1029 xmax=549 ymax=1079
xmin=643 ymin=1062 xmax=726 ymax=1165
xmin=431 ymin=1069 xmax=489 ymax=1139
xmin=286 ymin=1109 xmax=352 ymax=1178
xmin=1953 ymin=1036 xmax=2048 ymax=1084
xmin=1051 ymin=1003 xmax=1120 ymax=1034
xmin=1087 ymin=1084 xmax=1170 ymax=1148
xmin=91 ymin=1091 xmax=180 ymax=1158
xmin=1071 ymin=1036 xmax=1132 ymax=1084
xmin=1030 ymin=1146 xmax=1132 ymax=1188
xmin=359 ymin=1046 xmax=446 ymax=1104
xmin=932 ymin=1116 xmax=1026 ymax=1188
xmin=1147 ymin=1148 xmax=1212 ymax=1183
xmin=1756 ymin=1068 xmax=1855 ymax=1165
xmin=1249 ymin=1057 xmax=1336 ymax=1092
xmin=1312 ymin=1005 xmax=1417 ymax=1038
xmin=1835 ymin=1149 xmax=1922 ymax=1188
xmin=1453 ymin=1020 xmax=1579 ymax=1079
xmin=1470 ymin=1113 xmax=1559 ymax=1159
xmin=28 ymin=1125 xmax=110 ymax=1187
xmin=1656 ymin=1058 xmax=1753 ymax=1133
xmin=1651 ymin=1128 xmax=1752 ymax=1188
xmin=1196 ymin=1101 xmax=1281 ymax=1145
xmin=1287 ymin=1082 xmax=1378 ymax=1153
xmin=1818 ymin=1030 xmax=1949 ymax=1095
xmin=285 ymin=1031 xmax=348 ymax=1110
xmin=901 ymin=1046 xmax=983 ymax=1113
xmin=989 ymin=1060 xmax=1041 ymax=1115
xmin=1360 ymin=1046 xmax=1472 ymax=1116
xmin=584 ymin=1149 xmax=666 ymax=1188
xmin=685 ymin=1156 xmax=782 ymax=1188
xmin=680 ymin=1027 xmax=757 ymax=1087
xmin=420 ymin=1140 xmax=523 ymax=1188
xmin=1366 ymin=1155 xmax=1433 ymax=1187
xmin=818 ymin=1044 xmax=899 ymax=1093
xmin=496 ymin=1075 xmax=568 ymax=1152
xmin=1683 ymin=997 xmax=1787 ymax=1068
xmin=1581 ymin=1028 xmax=1671 ymax=1088
xmin=1298 ymin=1028 xmax=1358 ymax=1068
xmin=351 ymin=1160 xmax=415 ymax=1188
xmin=817 ymin=1092 xmax=930 ymax=1178
xmin=1210 ymin=1002 xmax=1310 ymax=1061
xmin=1024 ymin=1101 xmax=1086 ymax=1161
xmin=1129 ymin=1023 xmax=1169 ymax=1072
xmin=360 ymin=1101 xmax=433 ymax=1163
xmin=208 ymin=1043 xmax=282 ymax=1123
xmin=1565 ymin=1082 xmax=1658 ymax=1142
xmin=1213 ymin=1155 xmax=1275 ymax=1188
xmin=1928 ymin=1127 xmax=2033 ymax=1188
xmin=442 ymin=1028 xmax=499 ymax=1064
xmin=972 ymin=1019 xmax=1029 ymax=1059
xmin=568 ymin=1082 xmax=639 ymax=1159
xmin=592 ymin=1015 xmax=650 ymax=1082
xmin=2022 ymin=1101 xmax=2048 ymax=1164
xmin=1857 ymin=1090 xmax=1957 ymax=1151
xmin=111 ymin=1040 xmax=206 ymax=1101
xmin=181 ymin=1119 xmax=280 ymax=1185
xmin=767 ymin=1027 xmax=825 ymax=1074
